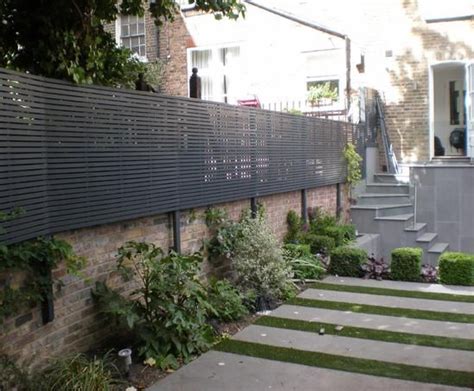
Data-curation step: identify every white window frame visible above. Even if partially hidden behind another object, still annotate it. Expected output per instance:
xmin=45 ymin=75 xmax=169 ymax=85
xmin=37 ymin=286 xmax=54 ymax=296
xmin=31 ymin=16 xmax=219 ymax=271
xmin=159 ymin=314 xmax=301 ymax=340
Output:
xmin=115 ymin=14 xmax=147 ymax=61
xmin=305 ymin=76 xmax=344 ymax=111
xmin=175 ymin=0 xmax=196 ymax=11
xmin=187 ymin=44 xmax=242 ymax=103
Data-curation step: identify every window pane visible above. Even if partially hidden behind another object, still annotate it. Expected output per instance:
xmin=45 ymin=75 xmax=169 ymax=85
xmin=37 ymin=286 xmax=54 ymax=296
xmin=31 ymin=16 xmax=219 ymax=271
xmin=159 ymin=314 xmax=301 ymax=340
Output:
xmin=138 ymin=22 xmax=145 ymax=34
xmin=130 ymin=24 xmax=137 ymax=35
xmin=129 ymin=15 xmax=137 ymax=24
xmin=131 ymin=37 xmax=139 ymax=47
xmin=139 ymin=46 xmax=146 ymax=57
xmin=121 ymin=25 xmax=129 ymax=37
xmin=192 ymin=49 xmax=212 ymax=70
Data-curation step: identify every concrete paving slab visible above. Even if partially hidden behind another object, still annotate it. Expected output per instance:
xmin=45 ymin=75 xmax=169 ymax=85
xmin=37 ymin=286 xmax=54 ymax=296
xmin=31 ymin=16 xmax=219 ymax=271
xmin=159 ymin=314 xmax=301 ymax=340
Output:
xmin=233 ymin=325 xmax=474 ymax=372
xmin=270 ymin=305 xmax=474 ymax=339
xmin=323 ymin=276 xmax=474 ymax=296
xmin=148 ymin=351 xmax=469 ymax=391
xmin=299 ymin=289 xmax=474 ymax=314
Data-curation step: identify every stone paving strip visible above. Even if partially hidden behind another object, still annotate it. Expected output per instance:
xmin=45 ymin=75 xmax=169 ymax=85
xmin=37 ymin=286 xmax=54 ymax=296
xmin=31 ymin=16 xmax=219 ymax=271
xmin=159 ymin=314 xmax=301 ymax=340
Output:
xmin=270 ymin=304 xmax=474 ymax=339
xmin=148 ymin=351 xmax=470 ymax=391
xmin=232 ymin=325 xmax=474 ymax=371
xmin=323 ymin=276 xmax=474 ymax=296
xmin=299 ymin=288 xmax=474 ymax=314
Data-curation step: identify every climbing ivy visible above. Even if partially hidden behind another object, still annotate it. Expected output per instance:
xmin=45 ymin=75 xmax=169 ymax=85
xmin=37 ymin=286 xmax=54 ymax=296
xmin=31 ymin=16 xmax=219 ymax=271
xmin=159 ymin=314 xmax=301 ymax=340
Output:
xmin=343 ymin=142 xmax=362 ymax=187
xmin=0 ymin=212 xmax=85 ymax=324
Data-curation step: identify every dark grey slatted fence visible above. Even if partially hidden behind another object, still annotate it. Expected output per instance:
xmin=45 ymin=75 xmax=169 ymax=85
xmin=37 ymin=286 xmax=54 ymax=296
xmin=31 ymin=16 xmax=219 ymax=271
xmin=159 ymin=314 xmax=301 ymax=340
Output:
xmin=0 ymin=68 xmax=349 ymax=243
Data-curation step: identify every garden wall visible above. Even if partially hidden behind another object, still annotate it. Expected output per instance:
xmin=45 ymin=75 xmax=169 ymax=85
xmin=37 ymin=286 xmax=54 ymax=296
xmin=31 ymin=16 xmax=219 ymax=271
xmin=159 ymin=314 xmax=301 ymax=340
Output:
xmin=0 ymin=184 xmax=345 ymax=366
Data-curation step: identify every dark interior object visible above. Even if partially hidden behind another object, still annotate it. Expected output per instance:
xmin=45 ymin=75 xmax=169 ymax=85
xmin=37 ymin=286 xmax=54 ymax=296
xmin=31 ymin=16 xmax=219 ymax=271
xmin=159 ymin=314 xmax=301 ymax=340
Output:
xmin=449 ymin=128 xmax=465 ymax=151
xmin=434 ymin=136 xmax=445 ymax=156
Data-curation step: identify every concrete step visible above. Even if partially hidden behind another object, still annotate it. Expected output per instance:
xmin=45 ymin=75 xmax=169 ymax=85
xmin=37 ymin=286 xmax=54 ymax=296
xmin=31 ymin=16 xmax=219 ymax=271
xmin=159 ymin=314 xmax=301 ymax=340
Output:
xmin=299 ymin=288 xmax=474 ymax=315
xmin=426 ymin=242 xmax=450 ymax=266
xmin=416 ymin=232 xmax=438 ymax=250
xmin=373 ymin=173 xmax=409 ymax=184
xmin=271 ymin=304 xmax=474 ymax=339
xmin=366 ymin=183 xmax=410 ymax=195
xmin=351 ymin=204 xmax=413 ymax=218
xmin=234 ymin=325 xmax=474 ymax=372
xmin=322 ymin=276 xmax=474 ymax=296
xmin=357 ymin=193 xmax=411 ymax=205
xmin=150 ymin=351 xmax=470 ymax=391
xmin=404 ymin=222 xmax=427 ymax=243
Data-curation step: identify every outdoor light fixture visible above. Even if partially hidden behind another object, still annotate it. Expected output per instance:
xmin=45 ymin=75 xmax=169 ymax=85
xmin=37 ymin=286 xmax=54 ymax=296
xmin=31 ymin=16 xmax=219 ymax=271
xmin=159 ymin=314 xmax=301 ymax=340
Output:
xmin=118 ymin=348 xmax=133 ymax=375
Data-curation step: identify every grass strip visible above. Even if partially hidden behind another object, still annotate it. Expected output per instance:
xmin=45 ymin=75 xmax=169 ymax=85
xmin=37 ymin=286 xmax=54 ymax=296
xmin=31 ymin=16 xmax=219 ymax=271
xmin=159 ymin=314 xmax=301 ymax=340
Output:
xmin=214 ymin=339 xmax=474 ymax=388
xmin=286 ymin=297 xmax=474 ymax=323
xmin=255 ymin=316 xmax=474 ymax=351
xmin=310 ymin=281 xmax=474 ymax=303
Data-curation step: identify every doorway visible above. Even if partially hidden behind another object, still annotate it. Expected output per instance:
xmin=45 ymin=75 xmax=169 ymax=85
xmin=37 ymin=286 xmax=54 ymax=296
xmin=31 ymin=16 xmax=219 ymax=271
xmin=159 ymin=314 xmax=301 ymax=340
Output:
xmin=431 ymin=63 xmax=467 ymax=157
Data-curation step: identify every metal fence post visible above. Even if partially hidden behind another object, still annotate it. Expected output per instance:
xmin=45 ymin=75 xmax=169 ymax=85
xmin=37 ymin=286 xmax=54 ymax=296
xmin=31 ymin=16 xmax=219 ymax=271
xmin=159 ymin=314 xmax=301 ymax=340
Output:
xmin=301 ymin=189 xmax=308 ymax=223
xmin=250 ymin=197 xmax=258 ymax=218
xmin=336 ymin=183 xmax=341 ymax=219
xmin=172 ymin=210 xmax=181 ymax=253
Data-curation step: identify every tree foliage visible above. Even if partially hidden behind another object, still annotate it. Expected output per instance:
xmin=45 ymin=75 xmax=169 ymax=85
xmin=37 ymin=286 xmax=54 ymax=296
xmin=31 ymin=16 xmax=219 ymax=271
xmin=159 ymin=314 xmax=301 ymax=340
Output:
xmin=0 ymin=0 xmax=245 ymax=86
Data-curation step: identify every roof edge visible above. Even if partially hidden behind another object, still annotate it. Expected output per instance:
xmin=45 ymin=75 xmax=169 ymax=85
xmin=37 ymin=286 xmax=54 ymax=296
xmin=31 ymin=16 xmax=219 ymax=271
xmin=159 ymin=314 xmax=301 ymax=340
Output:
xmin=244 ymin=0 xmax=347 ymax=39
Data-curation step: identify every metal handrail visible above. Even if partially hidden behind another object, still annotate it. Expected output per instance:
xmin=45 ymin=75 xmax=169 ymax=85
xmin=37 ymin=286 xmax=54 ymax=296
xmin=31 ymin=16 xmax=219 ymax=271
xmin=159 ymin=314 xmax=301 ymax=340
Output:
xmin=375 ymin=95 xmax=399 ymax=174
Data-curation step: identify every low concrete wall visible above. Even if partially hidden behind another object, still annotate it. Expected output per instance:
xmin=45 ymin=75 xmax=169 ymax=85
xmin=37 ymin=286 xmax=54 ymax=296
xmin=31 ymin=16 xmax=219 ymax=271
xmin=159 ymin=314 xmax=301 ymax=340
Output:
xmin=411 ymin=165 xmax=474 ymax=252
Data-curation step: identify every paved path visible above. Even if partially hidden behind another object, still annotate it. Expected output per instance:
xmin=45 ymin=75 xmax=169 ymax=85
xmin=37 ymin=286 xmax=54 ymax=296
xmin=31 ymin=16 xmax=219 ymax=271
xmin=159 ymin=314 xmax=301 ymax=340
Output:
xmin=148 ymin=278 xmax=474 ymax=391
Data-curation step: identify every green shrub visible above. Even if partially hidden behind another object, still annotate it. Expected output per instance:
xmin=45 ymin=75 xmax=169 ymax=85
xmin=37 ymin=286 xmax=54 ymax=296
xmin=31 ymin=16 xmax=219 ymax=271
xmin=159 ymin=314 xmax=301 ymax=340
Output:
xmin=391 ymin=247 xmax=423 ymax=282
xmin=284 ymin=210 xmax=303 ymax=243
xmin=93 ymin=243 xmax=214 ymax=369
xmin=283 ymin=244 xmax=325 ymax=280
xmin=308 ymin=207 xmax=337 ymax=233
xmin=38 ymin=351 xmax=122 ymax=391
xmin=439 ymin=252 xmax=474 ymax=286
xmin=207 ymin=279 xmax=248 ymax=322
xmin=0 ymin=354 xmax=37 ymax=391
xmin=232 ymin=211 xmax=294 ymax=300
xmin=321 ymin=226 xmax=346 ymax=247
xmin=329 ymin=247 xmax=367 ymax=277
xmin=301 ymin=233 xmax=335 ymax=256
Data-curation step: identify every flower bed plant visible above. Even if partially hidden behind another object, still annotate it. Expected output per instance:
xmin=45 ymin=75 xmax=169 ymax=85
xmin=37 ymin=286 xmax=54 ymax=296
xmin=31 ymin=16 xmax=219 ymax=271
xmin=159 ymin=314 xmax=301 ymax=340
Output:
xmin=391 ymin=248 xmax=422 ymax=282
xmin=328 ymin=246 xmax=367 ymax=277
xmin=439 ymin=252 xmax=474 ymax=286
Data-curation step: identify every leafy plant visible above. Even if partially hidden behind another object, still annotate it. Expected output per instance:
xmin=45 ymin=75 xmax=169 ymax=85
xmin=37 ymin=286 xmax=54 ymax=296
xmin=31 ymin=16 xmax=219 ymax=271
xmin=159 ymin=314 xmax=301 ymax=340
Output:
xmin=0 ymin=1 xmax=245 ymax=86
xmin=143 ymin=60 xmax=165 ymax=91
xmin=307 ymin=82 xmax=338 ymax=106
xmin=283 ymin=244 xmax=325 ymax=280
xmin=206 ymin=278 xmax=248 ymax=322
xmin=328 ymin=247 xmax=367 ymax=277
xmin=391 ymin=247 xmax=422 ymax=282
xmin=361 ymin=256 xmax=390 ymax=280
xmin=0 ymin=354 xmax=37 ymax=391
xmin=39 ymin=351 xmax=122 ymax=391
xmin=343 ymin=143 xmax=362 ymax=189
xmin=308 ymin=207 xmax=338 ymax=233
xmin=231 ymin=211 xmax=294 ymax=301
xmin=93 ymin=242 xmax=214 ymax=368
xmin=300 ymin=233 xmax=335 ymax=256
xmin=439 ymin=252 xmax=474 ymax=286
xmin=421 ymin=264 xmax=438 ymax=283
xmin=284 ymin=210 xmax=303 ymax=243
xmin=0 ymin=236 xmax=86 ymax=323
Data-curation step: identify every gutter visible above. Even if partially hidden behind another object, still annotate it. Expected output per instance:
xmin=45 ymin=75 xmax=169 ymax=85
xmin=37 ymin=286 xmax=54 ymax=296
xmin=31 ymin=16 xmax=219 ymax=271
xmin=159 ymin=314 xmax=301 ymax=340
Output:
xmin=244 ymin=0 xmax=347 ymax=39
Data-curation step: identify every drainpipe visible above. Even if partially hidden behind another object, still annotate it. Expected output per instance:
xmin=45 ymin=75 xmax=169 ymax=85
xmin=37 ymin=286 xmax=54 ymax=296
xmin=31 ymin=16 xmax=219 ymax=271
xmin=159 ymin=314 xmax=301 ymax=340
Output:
xmin=345 ymin=37 xmax=351 ymax=114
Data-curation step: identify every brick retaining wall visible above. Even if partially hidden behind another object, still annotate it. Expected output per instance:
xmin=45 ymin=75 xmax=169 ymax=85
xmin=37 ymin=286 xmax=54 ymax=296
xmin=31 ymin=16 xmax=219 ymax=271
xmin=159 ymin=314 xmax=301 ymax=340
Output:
xmin=0 ymin=185 xmax=345 ymax=365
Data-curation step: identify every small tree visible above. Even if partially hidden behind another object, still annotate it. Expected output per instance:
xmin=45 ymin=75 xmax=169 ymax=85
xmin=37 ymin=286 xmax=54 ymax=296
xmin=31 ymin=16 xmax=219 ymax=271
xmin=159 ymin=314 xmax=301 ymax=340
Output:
xmin=0 ymin=0 xmax=245 ymax=86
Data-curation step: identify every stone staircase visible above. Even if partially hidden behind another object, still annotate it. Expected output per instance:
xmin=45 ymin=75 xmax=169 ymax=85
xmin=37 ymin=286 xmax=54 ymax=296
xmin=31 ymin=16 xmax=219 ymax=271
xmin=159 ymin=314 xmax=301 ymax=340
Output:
xmin=351 ymin=173 xmax=449 ymax=265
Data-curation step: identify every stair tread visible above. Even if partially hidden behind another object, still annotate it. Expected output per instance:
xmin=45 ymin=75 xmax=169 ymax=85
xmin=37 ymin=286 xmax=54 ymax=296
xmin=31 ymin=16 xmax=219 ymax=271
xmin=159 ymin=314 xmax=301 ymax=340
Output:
xmin=428 ymin=243 xmax=449 ymax=253
xmin=404 ymin=223 xmax=427 ymax=232
xmin=359 ymin=193 xmax=409 ymax=197
xmin=416 ymin=232 xmax=438 ymax=242
xmin=374 ymin=213 xmax=413 ymax=221
xmin=367 ymin=183 xmax=409 ymax=187
xmin=351 ymin=203 xmax=412 ymax=210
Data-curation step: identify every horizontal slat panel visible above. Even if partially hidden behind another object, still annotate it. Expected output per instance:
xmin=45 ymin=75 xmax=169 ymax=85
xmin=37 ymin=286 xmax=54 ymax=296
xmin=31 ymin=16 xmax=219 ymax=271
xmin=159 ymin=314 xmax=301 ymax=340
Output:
xmin=0 ymin=68 xmax=353 ymax=244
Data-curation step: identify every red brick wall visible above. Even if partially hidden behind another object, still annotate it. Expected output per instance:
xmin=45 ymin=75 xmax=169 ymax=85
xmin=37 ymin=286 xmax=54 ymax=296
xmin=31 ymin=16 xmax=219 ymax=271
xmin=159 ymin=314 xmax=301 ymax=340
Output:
xmin=0 ymin=185 xmax=343 ymax=365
